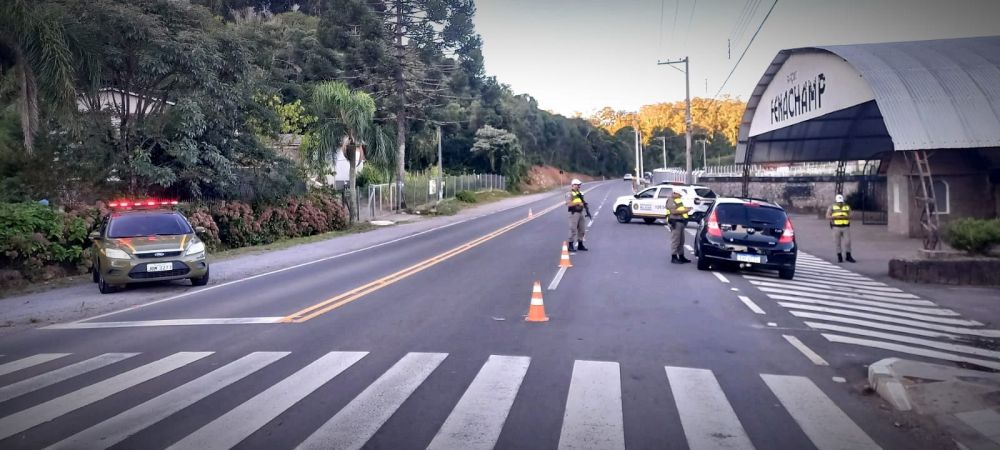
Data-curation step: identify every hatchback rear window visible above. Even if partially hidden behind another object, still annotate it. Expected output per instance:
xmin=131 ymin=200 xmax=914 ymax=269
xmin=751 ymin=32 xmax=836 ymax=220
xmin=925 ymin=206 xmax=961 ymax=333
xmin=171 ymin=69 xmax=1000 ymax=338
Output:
xmin=714 ymin=204 xmax=786 ymax=227
xmin=695 ymin=188 xmax=716 ymax=198
xmin=108 ymin=213 xmax=192 ymax=238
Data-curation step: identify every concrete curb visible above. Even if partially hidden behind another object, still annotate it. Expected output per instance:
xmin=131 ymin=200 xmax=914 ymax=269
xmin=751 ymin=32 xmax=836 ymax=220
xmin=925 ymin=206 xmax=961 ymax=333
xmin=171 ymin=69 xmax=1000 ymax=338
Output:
xmin=868 ymin=358 xmax=1000 ymax=449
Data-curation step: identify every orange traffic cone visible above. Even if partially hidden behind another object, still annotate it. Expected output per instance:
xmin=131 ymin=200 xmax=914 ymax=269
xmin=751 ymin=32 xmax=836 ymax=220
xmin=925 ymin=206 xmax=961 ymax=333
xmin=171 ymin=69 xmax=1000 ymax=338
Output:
xmin=559 ymin=242 xmax=573 ymax=268
xmin=528 ymin=208 xmax=534 ymax=218
xmin=525 ymin=281 xmax=549 ymax=322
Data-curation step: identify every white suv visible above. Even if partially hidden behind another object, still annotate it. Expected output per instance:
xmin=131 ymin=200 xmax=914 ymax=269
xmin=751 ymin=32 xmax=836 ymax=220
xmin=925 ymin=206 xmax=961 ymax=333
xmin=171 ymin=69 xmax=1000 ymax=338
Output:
xmin=612 ymin=183 xmax=716 ymax=224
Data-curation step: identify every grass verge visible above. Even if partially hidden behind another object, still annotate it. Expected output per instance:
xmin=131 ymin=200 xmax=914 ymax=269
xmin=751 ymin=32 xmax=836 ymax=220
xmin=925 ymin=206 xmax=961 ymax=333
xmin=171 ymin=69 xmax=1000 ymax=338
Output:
xmin=414 ymin=190 xmax=514 ymax=216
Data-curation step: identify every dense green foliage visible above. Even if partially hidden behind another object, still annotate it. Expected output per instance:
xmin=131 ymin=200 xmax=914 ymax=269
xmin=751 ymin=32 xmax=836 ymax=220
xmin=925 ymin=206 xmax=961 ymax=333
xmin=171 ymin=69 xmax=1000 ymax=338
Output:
xmin=0 ymin=195 xmax=349 ymax=285
xmin=455 ymin=190 xmax=476 ymax=203
xmin=944 ymin=218 xmax=1000 ymax=255
xmin=0 ymin=0 xmax=649 ymax=208
xmin=0 ymin=203 xmax=91 ymax=278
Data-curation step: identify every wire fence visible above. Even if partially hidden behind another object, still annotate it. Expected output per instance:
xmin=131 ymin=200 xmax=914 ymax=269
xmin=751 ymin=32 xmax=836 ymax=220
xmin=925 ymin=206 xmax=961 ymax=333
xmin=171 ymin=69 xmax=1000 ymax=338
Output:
xmin=650 ymin=161 xmax=871 ymax=184
xmin=354 ymin=173 xmax=507 ymax=221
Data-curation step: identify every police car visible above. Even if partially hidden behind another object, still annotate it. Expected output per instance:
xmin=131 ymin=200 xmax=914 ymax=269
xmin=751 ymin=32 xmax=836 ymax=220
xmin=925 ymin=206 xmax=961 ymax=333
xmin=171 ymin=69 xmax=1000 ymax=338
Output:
xmin=658 ymin=182 xmax=717 ymax=222
xmin=613 ymin=185 xmax=678 ymax=224
xmin=90 ymin=199 xmax=210 ymax=294
xmin=613 ymin=183 xmax=714 ymax=224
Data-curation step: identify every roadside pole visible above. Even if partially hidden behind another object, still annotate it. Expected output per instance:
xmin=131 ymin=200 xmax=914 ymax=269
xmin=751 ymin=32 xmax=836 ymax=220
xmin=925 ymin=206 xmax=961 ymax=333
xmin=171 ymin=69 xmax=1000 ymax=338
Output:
xmin=657 ymin=56 xmax=693 ymax=184
xmin=436 ymin=124 xmax=443 ymax=203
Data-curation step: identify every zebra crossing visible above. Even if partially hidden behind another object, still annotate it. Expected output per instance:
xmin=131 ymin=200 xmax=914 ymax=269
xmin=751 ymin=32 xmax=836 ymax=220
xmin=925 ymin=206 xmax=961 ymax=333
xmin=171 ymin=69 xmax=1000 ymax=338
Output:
xmin=0 ymin=350 xmax=883 ymax=449
xmin=743 ymin=252 xmax=1000 ymax=370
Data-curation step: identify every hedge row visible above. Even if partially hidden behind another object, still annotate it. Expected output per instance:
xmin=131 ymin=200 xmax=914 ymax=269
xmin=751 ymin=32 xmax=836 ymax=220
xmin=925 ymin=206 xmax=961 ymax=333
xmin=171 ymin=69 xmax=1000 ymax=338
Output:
xmin=943 ymin=218 xmax=1000 ymax=255
xmin=0 ymin=193 xmax=349 ymax=285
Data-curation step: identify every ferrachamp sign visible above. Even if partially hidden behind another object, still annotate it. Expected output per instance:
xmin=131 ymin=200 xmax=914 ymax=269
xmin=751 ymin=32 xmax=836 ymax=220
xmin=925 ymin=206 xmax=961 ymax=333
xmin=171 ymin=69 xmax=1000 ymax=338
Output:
xmin=749 ymin=52 xmax=875 ymax=137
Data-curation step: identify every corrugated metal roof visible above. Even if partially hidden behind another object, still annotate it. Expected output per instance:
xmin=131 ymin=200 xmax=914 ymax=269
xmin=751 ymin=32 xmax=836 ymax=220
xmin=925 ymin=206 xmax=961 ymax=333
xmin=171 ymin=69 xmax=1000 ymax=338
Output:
xmin=736 ymin=35 xmax=1000 ymax=162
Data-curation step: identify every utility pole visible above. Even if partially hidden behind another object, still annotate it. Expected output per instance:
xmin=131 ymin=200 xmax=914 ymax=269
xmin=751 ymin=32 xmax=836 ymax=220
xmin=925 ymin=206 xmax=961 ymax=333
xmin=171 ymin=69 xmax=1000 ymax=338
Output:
xmin=633 ymin=124 xmax=640 ymax=191
xmin=701 ymin=139 xmax=707 ymax=169
xmin=660 ymin=136 xmax=667 ymax=169
xmin=657 ymin=56 xmax=692 ymax=184
xmin=638 ymin=128 xmax=644 ymax=178
xmin=436 ymin=124 xmax=443 ymax=202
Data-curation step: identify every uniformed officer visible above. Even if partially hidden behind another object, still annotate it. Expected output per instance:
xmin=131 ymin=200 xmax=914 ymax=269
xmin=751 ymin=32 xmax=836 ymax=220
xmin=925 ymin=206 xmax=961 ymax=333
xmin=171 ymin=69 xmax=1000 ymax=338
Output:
xmin=826 ymin=194 xmax=856 ymax=263
xmin=565 ymin=179 xmax=590 ymax=251
xmin=666 ymin=191 xmax=691 ymax=264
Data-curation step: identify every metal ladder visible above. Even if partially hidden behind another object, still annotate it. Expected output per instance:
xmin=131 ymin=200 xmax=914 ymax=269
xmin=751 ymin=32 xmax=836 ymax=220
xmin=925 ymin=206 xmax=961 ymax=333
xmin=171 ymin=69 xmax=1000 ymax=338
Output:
xmin=907 ymin=150 xmax=940 ymax=250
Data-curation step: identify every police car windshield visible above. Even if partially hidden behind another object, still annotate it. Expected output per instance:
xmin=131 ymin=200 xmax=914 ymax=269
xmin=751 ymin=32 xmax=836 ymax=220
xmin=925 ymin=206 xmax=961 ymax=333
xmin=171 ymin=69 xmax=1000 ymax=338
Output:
xmin=715 ymin=204 xmax=786 ymax=227
xmin=108 ymin=213 xmax=192 ymax=238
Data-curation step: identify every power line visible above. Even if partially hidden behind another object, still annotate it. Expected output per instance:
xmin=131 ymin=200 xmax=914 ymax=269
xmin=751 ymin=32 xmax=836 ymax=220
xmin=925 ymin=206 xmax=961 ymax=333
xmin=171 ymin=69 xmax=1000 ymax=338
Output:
xmin=727 ymin=0 xmax=754 ymax=43
xmin=713 ymin=0 xmax=778 ymax=101
xmin=733 ymin=0 xmax=762 ymax=50
xmin=658 ymin=0 xmax=666 ymax=56
xmin=682 ymin=0 xmax=699 ymax=53
xmin=669 ymin=0 xmax=679 ymax=53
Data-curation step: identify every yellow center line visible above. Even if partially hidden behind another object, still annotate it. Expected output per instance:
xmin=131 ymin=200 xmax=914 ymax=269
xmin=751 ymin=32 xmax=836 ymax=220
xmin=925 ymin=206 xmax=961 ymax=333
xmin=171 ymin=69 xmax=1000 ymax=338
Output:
xmin=281 ymin=200 xmax=569 ymax=323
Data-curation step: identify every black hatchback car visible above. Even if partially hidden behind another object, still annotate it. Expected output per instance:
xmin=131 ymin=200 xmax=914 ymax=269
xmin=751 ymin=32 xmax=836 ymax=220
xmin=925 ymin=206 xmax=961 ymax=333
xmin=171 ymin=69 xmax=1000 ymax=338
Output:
xmin=694 ymin=197 xmax=797 ymax=279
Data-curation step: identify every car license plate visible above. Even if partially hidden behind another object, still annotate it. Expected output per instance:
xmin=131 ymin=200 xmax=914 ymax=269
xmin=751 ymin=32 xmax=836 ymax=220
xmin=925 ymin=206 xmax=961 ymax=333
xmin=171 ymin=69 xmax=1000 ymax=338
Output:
xmin=735 ymin=253 xmax=763 ymax=264
xmin=146 ymin=262 xmax=173 ymax=272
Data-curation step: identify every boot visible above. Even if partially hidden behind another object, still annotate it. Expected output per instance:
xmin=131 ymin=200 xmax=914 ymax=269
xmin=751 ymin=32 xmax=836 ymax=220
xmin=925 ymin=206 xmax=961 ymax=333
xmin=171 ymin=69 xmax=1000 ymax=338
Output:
xmin=577 ymin=241 xmax=589 ymax=251
xmin=671 ymin=254 xmax=682 ymax=264
xmin=837 ymin=253 xmax=843 ymax=263
xmin=679 ymin=255 xmax=692 ymax=263
xmin=846 ymin=252 xmax=856 ymax=263
xmin=567 ymin=242 xmax=575 ymax=252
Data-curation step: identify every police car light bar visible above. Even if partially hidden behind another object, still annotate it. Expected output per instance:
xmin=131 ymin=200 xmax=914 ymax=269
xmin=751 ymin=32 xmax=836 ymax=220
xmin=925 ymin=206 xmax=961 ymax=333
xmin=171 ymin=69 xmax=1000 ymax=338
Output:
xmin=107 ymin=199 xmax=178 ymax=208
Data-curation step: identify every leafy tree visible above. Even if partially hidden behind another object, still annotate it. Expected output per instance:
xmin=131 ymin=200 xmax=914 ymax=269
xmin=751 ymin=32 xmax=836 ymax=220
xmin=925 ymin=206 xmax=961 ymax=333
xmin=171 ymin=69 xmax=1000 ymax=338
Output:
xmin=0 ymin=0 xmax=76 ymax=154
xmin=309 ymin=81 xmax=393 ymax=222
xmin=471 ymin=125 xmax=525 ymax=189
xmin=319 ymin=0 xmax=480 ymax=207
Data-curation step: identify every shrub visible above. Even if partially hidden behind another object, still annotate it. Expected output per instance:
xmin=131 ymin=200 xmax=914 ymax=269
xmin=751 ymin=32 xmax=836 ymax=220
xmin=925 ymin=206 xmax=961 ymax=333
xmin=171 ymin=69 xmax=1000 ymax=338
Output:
xmin=210 ymin=201 xmax=260 ymax=248
xmin=0 ymin=203 xmax=91 ymax=280
xmin=943 ymin=218 xmax=1000 ymax=255
xmin=456 ymin=190 xmax=477 ymax=203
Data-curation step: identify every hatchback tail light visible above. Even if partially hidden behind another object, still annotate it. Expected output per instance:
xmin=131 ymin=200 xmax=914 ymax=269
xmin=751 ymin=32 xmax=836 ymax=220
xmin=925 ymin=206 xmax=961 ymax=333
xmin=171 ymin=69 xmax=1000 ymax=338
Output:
xmin=779 ymin=218 xmax=795 ymax=244
xmin=707 ymin=209 xmax=722 ymax=237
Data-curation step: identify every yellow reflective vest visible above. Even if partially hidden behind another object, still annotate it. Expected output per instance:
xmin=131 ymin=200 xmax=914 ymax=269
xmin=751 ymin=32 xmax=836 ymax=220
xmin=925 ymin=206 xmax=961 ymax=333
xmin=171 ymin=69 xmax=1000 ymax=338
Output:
xmin=666 ymin=198 xmax=689 ymax=220
xmin=831 ymin=204 xmax=851 ymax=227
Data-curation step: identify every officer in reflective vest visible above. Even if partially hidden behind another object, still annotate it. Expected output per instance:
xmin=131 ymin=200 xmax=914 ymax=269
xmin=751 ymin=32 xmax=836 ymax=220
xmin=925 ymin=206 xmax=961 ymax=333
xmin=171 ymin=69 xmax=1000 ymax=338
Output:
xmin=565 ymin=179 xmax=590 ymax=251
xmin=826 ymin=194 xmax=856 ymax=263
xmin=666 ymin=191 xmax=691 ymax=264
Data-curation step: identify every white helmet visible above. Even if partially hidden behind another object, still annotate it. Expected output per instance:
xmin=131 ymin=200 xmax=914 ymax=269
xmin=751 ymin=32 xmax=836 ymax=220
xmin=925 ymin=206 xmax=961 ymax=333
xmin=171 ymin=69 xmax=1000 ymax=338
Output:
xmin=571 ymin=179 xmax=582 ymax=185
xmin=835 ymin=194 xmax=845 ymax=203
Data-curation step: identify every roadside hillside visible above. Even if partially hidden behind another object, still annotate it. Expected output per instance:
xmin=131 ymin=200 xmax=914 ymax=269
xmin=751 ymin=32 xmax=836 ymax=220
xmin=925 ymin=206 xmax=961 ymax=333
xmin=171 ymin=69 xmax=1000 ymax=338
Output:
xmin=521 ymin=166 xmax=601 ymax=193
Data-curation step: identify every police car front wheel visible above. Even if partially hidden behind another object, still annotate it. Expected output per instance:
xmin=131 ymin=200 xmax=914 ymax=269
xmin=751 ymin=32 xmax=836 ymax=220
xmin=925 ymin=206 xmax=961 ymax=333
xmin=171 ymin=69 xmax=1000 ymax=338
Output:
xmin=615 ymin=206 xmax=632 ymax=223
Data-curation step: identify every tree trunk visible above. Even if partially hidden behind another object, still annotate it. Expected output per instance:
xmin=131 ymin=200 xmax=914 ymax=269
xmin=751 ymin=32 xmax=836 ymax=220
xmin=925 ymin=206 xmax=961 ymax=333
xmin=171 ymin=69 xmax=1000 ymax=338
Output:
xmin=14 ymin=57 xmax=38 ymax=155
xmin=393 ymin=0 xmax=407 ymax=210
xmin=347 ymin=144 xmax=359 ymax=223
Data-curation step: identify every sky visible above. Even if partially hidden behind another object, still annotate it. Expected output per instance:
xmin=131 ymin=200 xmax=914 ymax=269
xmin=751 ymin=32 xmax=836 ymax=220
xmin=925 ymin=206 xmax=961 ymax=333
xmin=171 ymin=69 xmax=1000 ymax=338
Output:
xmin=472 ymin=0 xmax=1000 ymax=116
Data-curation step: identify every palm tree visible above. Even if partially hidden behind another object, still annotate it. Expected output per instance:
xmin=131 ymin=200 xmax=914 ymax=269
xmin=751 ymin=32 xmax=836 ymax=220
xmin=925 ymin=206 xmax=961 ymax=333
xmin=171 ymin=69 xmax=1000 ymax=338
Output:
xmin=311 ymin=81 xmax=393 ymax=222
xmin=0 ymin=0 xmax=76 ymax=154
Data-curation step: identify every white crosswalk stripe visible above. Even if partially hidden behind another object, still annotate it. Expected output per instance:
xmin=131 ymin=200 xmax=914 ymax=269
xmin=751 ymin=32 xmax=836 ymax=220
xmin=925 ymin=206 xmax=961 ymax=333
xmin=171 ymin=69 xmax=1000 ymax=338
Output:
xmin=0 ymin=351 xmax=886 ymax=449
xmin=0 ymin=353 xmax=137 ymax=403
xmin=0 ymin=352 xmax=211 ymax=441
xmin=744 ymin=250 xmax=1000 ymax=370
xmin=0 ymin=354 xmax=71 ymax=377
xmin=297 ymin=352 xmax=446 ymax=450
xmin=666 ymin=366 xmax=754 ymax=450
xmin=170 ymin=351 xmax=366 ymax=450
xmin=428 ymin=355 xmax=529 ymax=450
xmin=558 ymin=360 xmax=625 ymax=450
xmin=761 ymin=374 xmax=881 ymax=450
xmin=51 ymin=352 xmax=288 ymax=450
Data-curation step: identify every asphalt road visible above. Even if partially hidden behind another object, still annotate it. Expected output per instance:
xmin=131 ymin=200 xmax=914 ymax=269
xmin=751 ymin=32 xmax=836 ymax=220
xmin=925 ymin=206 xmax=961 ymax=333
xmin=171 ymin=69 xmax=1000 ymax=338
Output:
xmin=0 ymin=181 xmax=962 ymax=449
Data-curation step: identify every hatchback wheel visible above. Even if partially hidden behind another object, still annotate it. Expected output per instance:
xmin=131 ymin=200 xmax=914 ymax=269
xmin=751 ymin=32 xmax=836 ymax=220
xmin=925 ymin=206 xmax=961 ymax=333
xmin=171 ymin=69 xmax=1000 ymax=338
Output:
xmin=779 ymin=266 xmax=795 ymax=280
